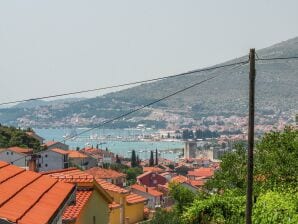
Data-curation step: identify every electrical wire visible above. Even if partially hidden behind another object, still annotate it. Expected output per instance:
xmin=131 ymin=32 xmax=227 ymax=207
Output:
xmin=9 ymin=60 xmax=249 ymax=163
xmin=0 ymin=61 xmax=248 ymax=106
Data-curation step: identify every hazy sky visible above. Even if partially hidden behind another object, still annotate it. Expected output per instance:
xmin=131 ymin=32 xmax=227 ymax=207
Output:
xmin=0 ymin=0 xmax=298 ymax=104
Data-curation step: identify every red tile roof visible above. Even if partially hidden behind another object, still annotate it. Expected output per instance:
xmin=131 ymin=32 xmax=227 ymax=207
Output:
xmin=7 ymin=147 xmax=33 ymax=154
xmin=0 ymin=161 xmax=75 ymax=224
xmin=126 ymin=193 xmax=147 ymax=205
xmin=143 ymin=167 xmax=163 ymax=173
xmin=85 ymin=167 xmax=126 ymax=179
xmin=51 ymin=148 xmax=69 ymax=155
xmin=43 ymin=168 xmax=94 ymax=184
xmin=131 ymin=184 xmax=163 ymax=197
xmin=96 ymin=179 xmax=129 ymax=194
xmin=187 ymin=168 xmax=214 ymax=178
xmin=62 ymin=190 xmax=93 ymax=221
xmin=44 ymin=141 xmax=58 ymax=147
xmin=67 ymin=150 xmax=87 ymax=158
xmin=171 ymin=175 xmax=188 ymax=183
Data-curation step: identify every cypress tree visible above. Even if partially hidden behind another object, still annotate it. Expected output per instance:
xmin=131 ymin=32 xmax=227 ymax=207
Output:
xmin=149 ymin=151 xmax=154 ymax=166
xmin=155 ymin=148 xmax=158 ymax=165
xmin=131 ymin=150 xmax=137 ymax=167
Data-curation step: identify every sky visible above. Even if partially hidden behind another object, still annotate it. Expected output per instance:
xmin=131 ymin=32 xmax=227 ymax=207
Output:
xmin=0 ymin=0 xmax=298 ymax=105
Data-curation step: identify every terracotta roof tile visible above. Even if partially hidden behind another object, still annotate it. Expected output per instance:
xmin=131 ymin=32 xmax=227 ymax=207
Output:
xmin=62 ymin=190 xmax=93 ymax=221
xmin=171 ymin=175 xmax=188 ymax=183
xmin=8 ymin=147 xmax=33 ymax=154
xmin=96 ymin=179 xmax=129 ymax=194
xmin=43 ymin=168 xmax=94 ymax=184
xmin=85 ymin=167 xmax=126 ymax=179
xmin=51 ymin=148 xmax=69 ymax=155
xmin=187 ymin=168 xmax=214 ymax=178
xmin=126 ymin=193 xmax=147 ymax=204
xmin=131 ymin=184 xmax=163 ymax=197
xmin=143 ymin=167 xmax=163 ymax=173
xmin=0 ymin=161 xmax=75 ymax=224
xmin=67 ymin=150 xmax=87 ymax=158
xmin=18 ymin=182 xmax=74 ymax=224
xmin=109 ymin=201 xmax=120 ymax=209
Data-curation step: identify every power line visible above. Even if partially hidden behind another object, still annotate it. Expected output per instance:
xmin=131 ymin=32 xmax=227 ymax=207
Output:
xmin=10 ymin=60 xmax=249 ymax=163
xmin=256 ymin=56 xmax=298 ymax=61
xmin=0 ymin=61 xmax=248 ymax=106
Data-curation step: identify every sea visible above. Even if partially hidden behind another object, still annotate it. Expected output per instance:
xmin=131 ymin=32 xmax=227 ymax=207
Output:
xmin=35 ymin=128 xmax=184 ymax=161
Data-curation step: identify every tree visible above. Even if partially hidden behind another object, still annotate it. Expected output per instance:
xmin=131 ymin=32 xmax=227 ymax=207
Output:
xmin=169 ymin=182 xmax=196 ymax=214
xmin=149 ymin=150 xmax=154 ymax=166
xmin=182 ymin=191 xmax=245 ymax=224
xmin=253 ymin=190 xmax=298 ymax=224
xmin=149 ymin=208 xmax=182 ymax=224
xmin=155 ymin=148 xmax=158 ymax=165
xmin=205 ymin=143 xmax=247 ymax=194
xmin=131 ymin=150 xmax=137 ymax=167
xmin=255 ymin=127 xmax=298 ymax=191
xmin=116 ymin=154 xmax=121 ymax=164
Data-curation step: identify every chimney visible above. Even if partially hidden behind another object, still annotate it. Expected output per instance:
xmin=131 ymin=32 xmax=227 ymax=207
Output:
xmin=28 ymin=154 xmax=38 ymax=172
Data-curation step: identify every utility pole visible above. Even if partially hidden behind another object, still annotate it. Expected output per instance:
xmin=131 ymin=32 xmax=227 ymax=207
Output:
xmin=246 ymin=48 xmax=256 ymax=224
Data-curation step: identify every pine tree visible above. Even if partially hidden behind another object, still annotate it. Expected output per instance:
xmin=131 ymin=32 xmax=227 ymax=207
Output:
xmin=149 ymin=151 xmax=154 ymax=166
xmin=155 ymin=148 xmax=158 ymax=165
xmin=131 ymin=150 xmax=137 ymax=167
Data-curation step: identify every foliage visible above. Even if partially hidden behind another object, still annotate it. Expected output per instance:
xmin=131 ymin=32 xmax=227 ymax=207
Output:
xmin=148 ymin=208 xmax=182 ymax=224
xmin=149 ymin=151 xmax=154 ymax=166
xmin=131 ymin=150 xmax=137 ymax=167
xmin=0 ymin=125 xmax=42 ymax=152
xmin=109 ymin=162 xmax=142 ymax=186
xmin=169 ymin=182 xmax=197 ymax=213
xmin=155 ymin=149 xmax=158 ymax=165
xmin=254 ymin=127 xmax=298 ymax=191
xmin=182 ymin=191 xmax=245 ymax=224
xmin=205 ymin=143 xmax=247 ymax=194
xmin=253 ymin=190 xmax=298 ymax=224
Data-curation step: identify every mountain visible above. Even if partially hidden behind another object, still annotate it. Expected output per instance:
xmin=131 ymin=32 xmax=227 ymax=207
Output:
xmin=0 ymin=37 xmax=297 ymax=128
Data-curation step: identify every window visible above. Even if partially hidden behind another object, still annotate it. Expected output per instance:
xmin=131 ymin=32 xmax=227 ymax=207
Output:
xmin=153 ymin=180 xmax=157 ymax=184
xmin=45 ymin=154 xmax=48 ymax=158
xmin=10 ymin=162 xmax=14 ymax=164
xmin=38 ymin=163 xmax=41 ymax=167
xmin=6 ymin=152 xmax=9 ymax=155
xmin=45 ymin=164 xmax=48 ymax=167
xmin=93 ymin=216 xmax=96 ymax=224
xmin=11 ymin=152 xmax=13 ymax=155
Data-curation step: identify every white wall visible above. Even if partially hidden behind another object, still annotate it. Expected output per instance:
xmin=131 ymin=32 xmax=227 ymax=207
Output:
xmin=0 ymin=150 xmax=29 ymax=167
xmin=38 ymin=150 xmax=68 ymax=171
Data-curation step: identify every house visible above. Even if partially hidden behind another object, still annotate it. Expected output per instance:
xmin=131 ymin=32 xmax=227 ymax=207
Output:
xmin=142 ymin=166 xmax=164 ymax=174
xmin=96 ymin=179 xmax=147 ymax=224
xmin=67 ymin=150 xmax=97 ymax=170
xmin=137 ymin=171 xmax=167 ymax=187
xmin=81 ymin=147 xmax=115 ymax=166
xmin=43 ymin=167 xmax=120 ymax=224
xmin=187 ymin=167 xmax=214 ymax=183
xmin=85 ymin=167 xmax=127 ymax=187
xmin=0 ymin=147 xmax=33 ymax=167
xmin=38 ymin=148 xmax=69 ymax=171
xmin=0 ymin=161 xmax=75 ymax=224
xmin=25 ymin=131 xmax=45 ymax=144
xmin=170 ymin=175 xmax=200 ymax=192
xmin=131 ymin=184 xmax=163 ymax=209
xmin=44 ymin=141 xmax=69 ymax=150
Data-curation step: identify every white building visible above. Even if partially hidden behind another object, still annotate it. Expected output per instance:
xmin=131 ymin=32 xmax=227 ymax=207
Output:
xmin=0 ymin=147 xmax=32 ymax=167
xmin=38 ymin=148 xmax=69 ymax=171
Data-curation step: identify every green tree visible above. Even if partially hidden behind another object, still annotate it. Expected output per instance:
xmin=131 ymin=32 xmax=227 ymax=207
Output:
xmin=182 ymin=191 xmax=245 ymax=224
xmin=155 ymin=148 xmax=158 ymax=165
xmin=131 ymin=150 xmax=137 ymax=167
xmin=149 ymin=208 xmax=182 ymax=224
xmin=169 ymin=182 xmax=196 ymax=214
xmin=149 ymin=150 xmax=154 ymax=166
xmin=206 ymin=143 xmax=247 ymax=194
